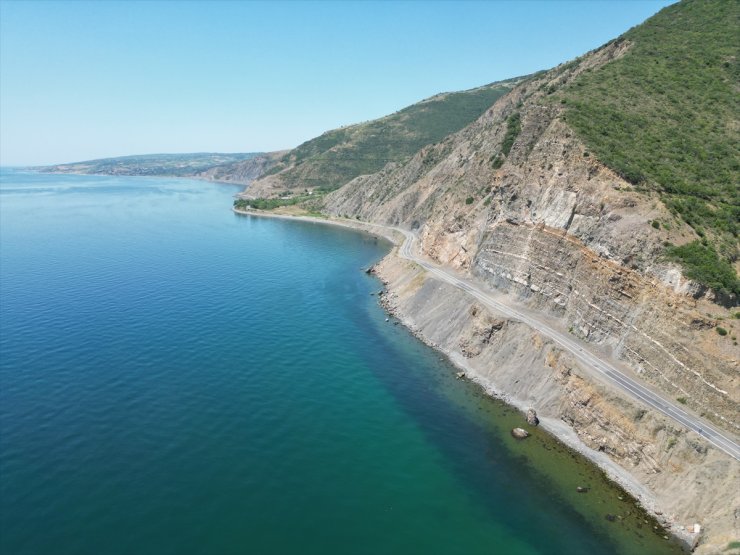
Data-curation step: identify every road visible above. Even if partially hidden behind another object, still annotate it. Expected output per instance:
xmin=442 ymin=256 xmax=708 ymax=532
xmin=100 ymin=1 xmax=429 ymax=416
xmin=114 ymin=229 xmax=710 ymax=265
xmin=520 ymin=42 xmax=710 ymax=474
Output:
xmin=235 ymin=208 xmax=740 ymax=461
xmin=388 ymin=226 xmax=740 ymax=461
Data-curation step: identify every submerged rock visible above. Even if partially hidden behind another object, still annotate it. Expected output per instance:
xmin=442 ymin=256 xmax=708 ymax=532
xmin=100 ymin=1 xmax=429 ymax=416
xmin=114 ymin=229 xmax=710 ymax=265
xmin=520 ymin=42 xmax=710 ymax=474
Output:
xmin=511 ymin=428 xmax=530 ymax=439
xmin=576 ymin=486 xmax=589 ymax=493
xmin=456 ymin=372 xmax=465 ymax=380
xmin=526 ymin=408 xmax=539 ymax=426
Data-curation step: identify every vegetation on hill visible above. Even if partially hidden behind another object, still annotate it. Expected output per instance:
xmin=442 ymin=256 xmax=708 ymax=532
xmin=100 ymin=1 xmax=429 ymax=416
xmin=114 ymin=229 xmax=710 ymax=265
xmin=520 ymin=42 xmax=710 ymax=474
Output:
xmin=262 ymin=79 xmax=522 ymax=191
xmin=559 ymin=0 xmax=739 ymax=296
xmin=234 ymin=192 xmax=322 ymax=211
xmin=665 ymin=240 xmax=739 ymax=297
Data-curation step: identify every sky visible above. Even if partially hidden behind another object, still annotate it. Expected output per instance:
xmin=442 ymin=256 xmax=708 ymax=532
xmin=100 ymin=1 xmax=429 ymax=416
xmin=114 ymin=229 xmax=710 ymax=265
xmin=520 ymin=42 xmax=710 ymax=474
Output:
xmin=0 ymin=0 xmax=675 ymax=166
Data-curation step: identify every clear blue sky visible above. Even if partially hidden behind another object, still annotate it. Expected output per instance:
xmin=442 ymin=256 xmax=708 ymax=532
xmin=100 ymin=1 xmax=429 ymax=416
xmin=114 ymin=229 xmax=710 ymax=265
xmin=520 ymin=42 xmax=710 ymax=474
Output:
xmin=1 ymin=0 xmax=674 ymax=165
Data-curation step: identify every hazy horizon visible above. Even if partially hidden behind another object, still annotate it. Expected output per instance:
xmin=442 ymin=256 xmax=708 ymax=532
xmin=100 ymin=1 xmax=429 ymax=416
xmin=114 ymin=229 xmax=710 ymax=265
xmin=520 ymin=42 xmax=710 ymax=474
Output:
xmin=1 ymin=0 xmax=674 ymax=166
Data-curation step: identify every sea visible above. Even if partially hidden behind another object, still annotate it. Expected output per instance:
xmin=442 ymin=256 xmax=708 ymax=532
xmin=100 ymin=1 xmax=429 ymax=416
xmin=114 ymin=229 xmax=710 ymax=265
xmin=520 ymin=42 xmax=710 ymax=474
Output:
xmin=0 ymin=168 xmax=684 ymax=555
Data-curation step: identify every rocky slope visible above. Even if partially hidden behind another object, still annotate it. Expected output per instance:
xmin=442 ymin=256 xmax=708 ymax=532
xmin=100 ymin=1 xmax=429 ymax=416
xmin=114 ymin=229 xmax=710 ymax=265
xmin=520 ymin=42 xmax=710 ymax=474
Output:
xmin=323 ymin=34 xmax=738 ymax=436
xmin=375 ymin=252 xmax=738 ymax=553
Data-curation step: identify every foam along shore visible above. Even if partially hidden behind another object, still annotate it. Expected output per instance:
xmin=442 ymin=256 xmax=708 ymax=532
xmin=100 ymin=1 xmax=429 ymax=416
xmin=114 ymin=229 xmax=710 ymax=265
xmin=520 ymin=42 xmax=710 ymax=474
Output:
xmin=233 ymin=207 xmax=737 ymax=552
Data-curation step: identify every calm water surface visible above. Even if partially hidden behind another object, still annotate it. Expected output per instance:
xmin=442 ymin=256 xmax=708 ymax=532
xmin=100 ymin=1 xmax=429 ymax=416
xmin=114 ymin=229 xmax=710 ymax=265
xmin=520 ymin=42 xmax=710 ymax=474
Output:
xmin=0 ymin=169 xmax=683 ymax=554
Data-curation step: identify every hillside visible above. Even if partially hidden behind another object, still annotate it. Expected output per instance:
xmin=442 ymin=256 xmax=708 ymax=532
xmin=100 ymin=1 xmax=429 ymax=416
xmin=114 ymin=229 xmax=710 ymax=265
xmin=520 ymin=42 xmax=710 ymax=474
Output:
xmin=38 ymin=152 xmax=278 ymax=185
xmin=277 ymin=0 xmax=740 ymax=301
xmin=559 ymin=0 xmax=739 ymax=296
xmin=244 ymin=78 xmax=526 ymax=197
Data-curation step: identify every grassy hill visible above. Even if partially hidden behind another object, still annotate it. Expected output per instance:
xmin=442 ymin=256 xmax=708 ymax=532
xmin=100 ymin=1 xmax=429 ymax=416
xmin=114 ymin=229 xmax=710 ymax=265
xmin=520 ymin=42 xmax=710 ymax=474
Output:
xmin=258 ymin=78 xmax=524 ymax=192
xmin=560 ymin=0 xmax=739 ymax=296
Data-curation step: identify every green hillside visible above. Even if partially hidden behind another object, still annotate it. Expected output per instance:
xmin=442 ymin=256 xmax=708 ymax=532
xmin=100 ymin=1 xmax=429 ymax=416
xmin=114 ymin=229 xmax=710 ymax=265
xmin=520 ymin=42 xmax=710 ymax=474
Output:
xmin=560 ymin=0 xmax=739 ymax=296
xmin=262 ymin=78 xmax=522 ymax=191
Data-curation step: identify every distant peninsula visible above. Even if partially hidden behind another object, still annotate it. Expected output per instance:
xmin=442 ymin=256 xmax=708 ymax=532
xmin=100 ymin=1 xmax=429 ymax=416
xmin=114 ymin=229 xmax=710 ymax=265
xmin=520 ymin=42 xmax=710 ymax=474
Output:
xmin=36 ymin=152 xmax=284 ymax=186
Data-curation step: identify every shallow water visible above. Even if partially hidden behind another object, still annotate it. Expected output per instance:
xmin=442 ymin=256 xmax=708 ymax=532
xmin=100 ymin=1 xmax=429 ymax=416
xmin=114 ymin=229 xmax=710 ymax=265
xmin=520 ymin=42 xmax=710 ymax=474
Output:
xmin=0 ymin=169 xmax=683 ymax=554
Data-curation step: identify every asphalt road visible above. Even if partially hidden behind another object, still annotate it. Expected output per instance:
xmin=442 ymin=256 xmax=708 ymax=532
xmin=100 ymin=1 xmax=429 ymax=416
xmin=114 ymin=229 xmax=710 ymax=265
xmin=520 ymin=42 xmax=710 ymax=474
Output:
xmin=390 ymin=227 xmax=740 ymax=462
xmin=235 ymin=208 xmax=740 ymax=462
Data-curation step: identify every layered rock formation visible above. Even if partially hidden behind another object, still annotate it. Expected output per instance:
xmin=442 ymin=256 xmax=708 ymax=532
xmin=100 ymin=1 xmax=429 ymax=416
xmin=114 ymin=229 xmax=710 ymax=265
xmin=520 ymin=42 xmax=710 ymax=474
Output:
xmin=323 ymin=39 xmax=738 ymax=435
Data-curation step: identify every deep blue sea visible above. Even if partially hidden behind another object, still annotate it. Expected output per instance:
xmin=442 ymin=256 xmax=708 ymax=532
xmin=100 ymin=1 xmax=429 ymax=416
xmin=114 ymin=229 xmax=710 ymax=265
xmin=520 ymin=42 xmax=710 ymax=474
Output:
xmin=0 ymin=169 xmax=682 ymax=554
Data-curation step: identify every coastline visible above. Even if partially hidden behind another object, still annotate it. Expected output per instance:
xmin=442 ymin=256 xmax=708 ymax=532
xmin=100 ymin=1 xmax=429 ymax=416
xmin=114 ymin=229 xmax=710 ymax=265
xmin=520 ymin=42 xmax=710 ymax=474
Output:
xmin=31 ymin=169 xmax=254 ymax=187
xmin=232 ymin=206 xmax=404 ymax=245
xmin=233 ymin=206 xmax=698 ymax=551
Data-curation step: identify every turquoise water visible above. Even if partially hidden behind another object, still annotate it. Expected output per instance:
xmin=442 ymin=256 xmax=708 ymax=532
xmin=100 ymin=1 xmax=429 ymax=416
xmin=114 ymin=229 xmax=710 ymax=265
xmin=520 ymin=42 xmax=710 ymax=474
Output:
xmin=0 ymin=169 xmax=682 ymax=555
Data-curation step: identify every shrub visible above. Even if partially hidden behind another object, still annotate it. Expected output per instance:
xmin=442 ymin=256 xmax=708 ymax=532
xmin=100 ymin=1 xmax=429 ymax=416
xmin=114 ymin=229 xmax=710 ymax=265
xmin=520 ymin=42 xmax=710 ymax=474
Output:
xmin=676 ymin=397 xmax=687 ymax=405
xmin=665 ymin=241 xmax=739 ymax=297
xmin=501 ymin=112 xmax=521 ymax=156
xmin=651 ymin=220 xmax=660 ymax=229
xmin=716 ymin=326 xmax=728 ymax=336
xmin=465 ymin=196 xmax=474 ymax=205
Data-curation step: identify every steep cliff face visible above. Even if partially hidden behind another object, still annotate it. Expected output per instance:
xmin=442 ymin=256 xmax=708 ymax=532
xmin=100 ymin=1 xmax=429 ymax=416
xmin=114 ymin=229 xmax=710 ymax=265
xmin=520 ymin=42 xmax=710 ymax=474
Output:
xmin=323 ymin=37 xmax=739 ymax=436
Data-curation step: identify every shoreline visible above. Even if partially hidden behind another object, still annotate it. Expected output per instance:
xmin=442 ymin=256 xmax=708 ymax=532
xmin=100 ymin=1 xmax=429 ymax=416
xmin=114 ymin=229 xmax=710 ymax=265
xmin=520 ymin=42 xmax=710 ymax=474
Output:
xmin=233 ymin=206 xmax=695 ymax=550
xmin=232 ymin=206 xmax=404 ymax=245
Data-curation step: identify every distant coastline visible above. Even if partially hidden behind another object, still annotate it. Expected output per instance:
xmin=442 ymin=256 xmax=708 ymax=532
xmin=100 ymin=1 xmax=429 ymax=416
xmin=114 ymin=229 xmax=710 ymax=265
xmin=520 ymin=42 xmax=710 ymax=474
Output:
xmin=33 ymin=151 xmax=285 ymax=187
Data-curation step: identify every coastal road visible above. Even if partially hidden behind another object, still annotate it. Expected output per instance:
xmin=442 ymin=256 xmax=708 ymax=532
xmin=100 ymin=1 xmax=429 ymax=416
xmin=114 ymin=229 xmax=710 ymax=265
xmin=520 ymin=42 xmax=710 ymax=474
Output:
xmin=234 ymin=208 xmax=740 ymax=461
xmin=388 ymin=226 xmax=740 ymax=462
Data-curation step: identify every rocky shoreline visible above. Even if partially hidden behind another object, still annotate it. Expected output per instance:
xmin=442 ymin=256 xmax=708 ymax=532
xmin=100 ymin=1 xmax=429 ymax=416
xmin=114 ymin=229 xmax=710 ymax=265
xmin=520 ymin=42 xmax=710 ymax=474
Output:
xmin=368 ymin=249 xmax=739 ymax=554
xmin=236 ymin=208 xmax=737 ymax=553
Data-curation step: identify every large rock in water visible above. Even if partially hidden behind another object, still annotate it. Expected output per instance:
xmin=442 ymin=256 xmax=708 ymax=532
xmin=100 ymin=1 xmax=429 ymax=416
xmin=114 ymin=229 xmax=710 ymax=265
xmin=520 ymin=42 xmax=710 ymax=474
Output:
xmin=526 ymin=409 xmax=539 ymax=426
xmin=511 ymin=428 xmax=530 ymax=439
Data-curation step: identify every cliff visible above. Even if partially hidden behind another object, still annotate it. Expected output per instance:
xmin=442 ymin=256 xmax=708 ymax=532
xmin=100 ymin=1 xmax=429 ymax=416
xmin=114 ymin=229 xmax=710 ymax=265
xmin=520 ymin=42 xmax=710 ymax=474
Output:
xmin=322 ymin=8 xmax=738 ymax=435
